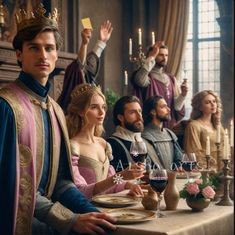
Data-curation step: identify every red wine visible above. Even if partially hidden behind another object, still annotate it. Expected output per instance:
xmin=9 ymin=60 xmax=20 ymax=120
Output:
xmin=182 ymin=161 xmax=197 ymax=172
xmin=130 ymin=153 xmax=147 ymax=163
xmin=150 ymin=178 xmax=168 ymax=194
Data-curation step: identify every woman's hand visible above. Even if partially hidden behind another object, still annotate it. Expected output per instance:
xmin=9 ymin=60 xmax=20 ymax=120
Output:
xmin=126 ymin=182 xmax=144 ymax=197
xmin=120 ymin=163 xmax=145 ymax=180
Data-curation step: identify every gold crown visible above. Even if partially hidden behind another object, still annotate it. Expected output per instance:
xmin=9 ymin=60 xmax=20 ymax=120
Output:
xmin=71 ymin=84 xmax=102 ymax=100
xmin=15 ymin=3 xmax=59 ymax=32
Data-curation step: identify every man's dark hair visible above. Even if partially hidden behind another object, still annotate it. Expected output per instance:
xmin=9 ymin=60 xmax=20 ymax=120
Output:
xmin=143 ymin=95 xmax=164 ymax=126
xmin=146 ymin=44 xmax=168 ymax=57
xmin=113 ymin=95 xmax=141 ymax=126
xmin=12 ymin=25 xmax=62 ymax=67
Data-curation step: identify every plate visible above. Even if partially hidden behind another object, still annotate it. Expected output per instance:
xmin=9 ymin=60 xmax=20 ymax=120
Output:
xmin=92 ymin=194 xmax=139 ymax=208
xmin=105 ymin=208 xmax=155 ymax=224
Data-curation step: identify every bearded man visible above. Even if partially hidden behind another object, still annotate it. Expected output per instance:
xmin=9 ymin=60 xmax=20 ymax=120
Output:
xmin=107 ymin=96 xmax=151 ymax=171
xmin=142 ymin=96 xmax=183 ymax=170
xmin=131 ymin=42 xmax=188 ymax=129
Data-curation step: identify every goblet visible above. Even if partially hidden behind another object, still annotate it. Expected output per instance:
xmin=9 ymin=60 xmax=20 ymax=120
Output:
xmin=181 ymin=153 xmax=197 ymax=180
xmin=149 ymin=168 xmax=168 ymax=218
xmin=130 ymin=141 xmax=148 ymax=184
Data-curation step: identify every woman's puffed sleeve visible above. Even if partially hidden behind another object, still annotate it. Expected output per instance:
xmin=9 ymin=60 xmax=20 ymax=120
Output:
xmin=70 ymin=141 xmax=96 ymax=199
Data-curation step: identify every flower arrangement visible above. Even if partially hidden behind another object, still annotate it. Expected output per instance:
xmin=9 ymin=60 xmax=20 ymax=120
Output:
xmin=180 ymin=176 xmax=216 ymax=202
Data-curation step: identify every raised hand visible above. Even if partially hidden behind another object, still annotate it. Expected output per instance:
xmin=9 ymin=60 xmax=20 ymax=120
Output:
xmin=99 ymin=20 xmax=113 ymax=43
xmin=81 ymin=28 xmax=92 ymax=45
xmin=148 ymin=41 xmax=163 ymax=59
xmin=72 ymin=212 xmax=116 ymax=234
xmin=180 ymin=79 xmax=189 ymax=97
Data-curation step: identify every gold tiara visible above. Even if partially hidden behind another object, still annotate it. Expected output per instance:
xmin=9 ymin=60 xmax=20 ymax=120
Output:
xmin=15 ymin=3 xmax=59 ymax=32
xmin=71 ymin=84 xmax=102 ymax=100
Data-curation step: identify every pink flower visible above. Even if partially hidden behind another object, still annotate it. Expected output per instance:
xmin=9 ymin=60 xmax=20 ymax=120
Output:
xmin=202 ymin=186 xmax=216 ymax=199
xmin=195 ymin=179 xmax=203 ymax=185
xmin=186 ymin=183 xmax=200 ymax=195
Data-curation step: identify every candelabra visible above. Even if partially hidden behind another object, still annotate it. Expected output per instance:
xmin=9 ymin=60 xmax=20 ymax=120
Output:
xmin=200 ymin=155 xmax=213 ymax=180
xmin=216 ymin=159 xmax=233 ymax=206
xmin=215 ymin=143 xmax=222 ymax=171
xmin=129 ymin=45 xmax=146 ymax=67
xmin=206 ymin=155 xmax=211 ymax=169
xmin=230 ymin=146 xmax=234 ymax=173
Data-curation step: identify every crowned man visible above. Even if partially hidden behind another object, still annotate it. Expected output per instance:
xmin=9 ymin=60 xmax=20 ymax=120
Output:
xmin=0 ymin=4 xmax=116 ymax=235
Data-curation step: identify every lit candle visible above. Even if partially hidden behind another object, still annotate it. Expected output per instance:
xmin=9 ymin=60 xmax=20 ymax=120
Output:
xmin=216 ymin=125 xmax=221 ymax=143
xmin=0 ymin=4 xmax=5 ymax=25
xmin=151 ymin=32 xmax=155 ymax=45
xmin=138 ymin=28 xmax=142 ymax=45
xmin=206 ymin=136 xmax=210 ymax=156
xmin=223 ymin=129 xmax=229 ymax=159
xmin=124 ymin=70 xmax=128 ymax=86
xmin=129 ymin=38 xmax=132 ymax=55
xmin=230 ymin=119 xmax=234 ymax=147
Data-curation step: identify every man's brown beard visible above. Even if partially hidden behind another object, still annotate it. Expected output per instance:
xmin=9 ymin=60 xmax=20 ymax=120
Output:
xmin=124 ymin=120 xmax=144 ymax=133
xmin=156 ymin=114 xmax=171 ymax=122
xmin=155 ymin=61 xmax=167 ymax=68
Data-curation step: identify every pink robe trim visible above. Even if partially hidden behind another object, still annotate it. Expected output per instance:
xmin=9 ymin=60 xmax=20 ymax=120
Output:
xmin=72 ymin=155 xmax=126 ymax=199
xmin=7 ymin=83 xmax=61 ymax=234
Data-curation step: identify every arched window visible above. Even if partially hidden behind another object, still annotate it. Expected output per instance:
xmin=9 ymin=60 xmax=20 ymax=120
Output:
xmin=183 ymin=0 xmax=221 ymax=118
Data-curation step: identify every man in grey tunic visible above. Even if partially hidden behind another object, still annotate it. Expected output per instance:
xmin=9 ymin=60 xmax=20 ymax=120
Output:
xmin=142 ymin=95 xmax=183 ymax=170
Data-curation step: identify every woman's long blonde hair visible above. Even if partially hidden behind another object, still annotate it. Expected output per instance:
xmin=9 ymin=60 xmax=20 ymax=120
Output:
xmin=190 ymin=90 xmax=222 ymax=128
xmin=66 ymin=84 xmax=106 ymax=138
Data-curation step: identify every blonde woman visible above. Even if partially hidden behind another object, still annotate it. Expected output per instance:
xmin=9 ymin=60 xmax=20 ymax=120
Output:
xmin=66 ymin=84 xmax=145 ymax=199
xmin=184 ymin=90 xmax=224 ymax=170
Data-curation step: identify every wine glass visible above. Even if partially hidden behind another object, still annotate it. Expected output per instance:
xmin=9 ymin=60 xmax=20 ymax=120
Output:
xmin=149 ymin=168 xmax=168 ymax=218
xmin=130 ymin=141 xmax=148 ymax=183
xmin=181 ymin=153 xmax=197 ymax=180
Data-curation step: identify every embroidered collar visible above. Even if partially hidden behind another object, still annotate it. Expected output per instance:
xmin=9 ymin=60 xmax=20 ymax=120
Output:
xmin=19 ymin=71 xmax=51 ymax=99
xmin=150 ymin=67 xmax=169 ymax=84
xmin=112 ymin=126 xmax=143 ymax=142
xmin=17 ymin=71 xmax=52 ymax=109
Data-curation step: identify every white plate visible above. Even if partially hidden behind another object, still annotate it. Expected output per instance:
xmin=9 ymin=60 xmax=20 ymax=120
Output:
xmin=106 ymin=208 xmax=155 ymax=224
xmin=92 ymin=194 xmax=139 ymax=208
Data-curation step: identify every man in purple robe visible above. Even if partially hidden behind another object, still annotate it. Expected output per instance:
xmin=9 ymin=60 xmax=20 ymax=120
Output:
xmin=131 ymin=42 xmax=188 ymax=129
xmin=57 ymin=21 xmax=113 ymax=113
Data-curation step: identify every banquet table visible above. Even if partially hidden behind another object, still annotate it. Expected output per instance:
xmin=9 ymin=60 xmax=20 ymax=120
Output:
xmin=97 ymin=179 xmax=234 ymax=235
